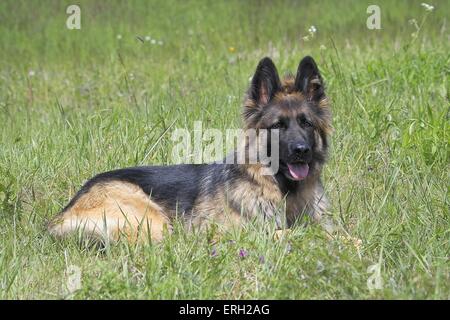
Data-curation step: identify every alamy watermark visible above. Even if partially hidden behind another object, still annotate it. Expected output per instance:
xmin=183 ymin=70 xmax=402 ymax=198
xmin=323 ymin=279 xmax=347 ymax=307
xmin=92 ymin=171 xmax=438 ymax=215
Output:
xmin=66 ymin=5 xmax=81 ymax=30
xmin=171 ymin=121 xmax=279 ymax=175
xmin=366 ymin=5 xmax=381 ymax=30
xmin=367 ymin=262 xmax=383 ymax=291
xmin=63 ymin=264 xmax=81 ymax=295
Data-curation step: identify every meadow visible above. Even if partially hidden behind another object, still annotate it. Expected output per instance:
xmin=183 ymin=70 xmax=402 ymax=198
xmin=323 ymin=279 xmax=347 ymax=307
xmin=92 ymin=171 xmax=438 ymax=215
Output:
xmin=0 ymin=0 xmax=448 ymax=299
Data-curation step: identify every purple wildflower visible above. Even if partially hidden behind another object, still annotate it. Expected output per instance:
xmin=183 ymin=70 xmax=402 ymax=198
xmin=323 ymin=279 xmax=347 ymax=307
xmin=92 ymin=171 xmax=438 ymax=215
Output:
xmin=238 ymin=249 xmax=248 ymax=259
xmin=259 ymin=255 xmax=265 ymax=264
xmin=211 ymin=247 xmax=218 ymax=257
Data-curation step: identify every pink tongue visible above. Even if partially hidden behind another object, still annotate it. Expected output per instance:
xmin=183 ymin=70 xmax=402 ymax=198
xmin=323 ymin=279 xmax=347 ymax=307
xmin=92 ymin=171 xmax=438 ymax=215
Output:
xmin=287 ymin=163 xmax=309 ymax=180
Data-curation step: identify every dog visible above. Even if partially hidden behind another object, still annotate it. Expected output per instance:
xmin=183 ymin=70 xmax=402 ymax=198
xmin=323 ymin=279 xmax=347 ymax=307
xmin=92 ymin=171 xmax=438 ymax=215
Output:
xmin=48 ymin=56 xmax=332 ymax=243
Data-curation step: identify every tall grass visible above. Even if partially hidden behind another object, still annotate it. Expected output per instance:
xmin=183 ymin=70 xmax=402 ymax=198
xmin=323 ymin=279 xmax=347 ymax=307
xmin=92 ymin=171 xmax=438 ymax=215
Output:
xmin=0 ymin=0 xmax=448 ymax=299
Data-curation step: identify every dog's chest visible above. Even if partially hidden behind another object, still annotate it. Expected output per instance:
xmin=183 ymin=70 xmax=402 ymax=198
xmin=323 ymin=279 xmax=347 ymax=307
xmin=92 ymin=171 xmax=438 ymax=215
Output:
xmin=285 ymin=180 xmax=327 ymax=225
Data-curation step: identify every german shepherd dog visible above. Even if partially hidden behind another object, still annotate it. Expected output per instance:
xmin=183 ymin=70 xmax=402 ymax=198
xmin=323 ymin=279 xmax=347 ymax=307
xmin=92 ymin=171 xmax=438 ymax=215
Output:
xmin=48 ymin=56 xmax=332 ymax=243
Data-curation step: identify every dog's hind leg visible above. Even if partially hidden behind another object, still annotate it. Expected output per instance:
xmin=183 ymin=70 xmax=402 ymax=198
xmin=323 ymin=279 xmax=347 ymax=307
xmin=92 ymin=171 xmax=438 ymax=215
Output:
xmin=48 ymin=181 xmax=171 ymax=243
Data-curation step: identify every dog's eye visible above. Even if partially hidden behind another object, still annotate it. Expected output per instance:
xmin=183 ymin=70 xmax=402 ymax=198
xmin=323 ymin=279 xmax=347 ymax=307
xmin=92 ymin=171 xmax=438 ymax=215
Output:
xmin=298 ymin=116 xmax=313 ymax=128
xmin=304 ymin=120 xmax=313 ymax=127
xmin=270 ymin=121 xmax=285 ymax=130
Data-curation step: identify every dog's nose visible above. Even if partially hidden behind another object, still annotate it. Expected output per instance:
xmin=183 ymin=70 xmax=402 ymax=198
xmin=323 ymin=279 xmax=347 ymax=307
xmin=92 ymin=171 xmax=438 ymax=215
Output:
xmin=293 ymin=143 xmax=311 ymax=156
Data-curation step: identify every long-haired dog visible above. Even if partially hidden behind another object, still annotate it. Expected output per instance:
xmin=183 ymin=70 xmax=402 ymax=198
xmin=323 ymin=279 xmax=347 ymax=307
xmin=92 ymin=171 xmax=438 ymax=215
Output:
xmin=48 ymin=56 xmax=332 ymax=242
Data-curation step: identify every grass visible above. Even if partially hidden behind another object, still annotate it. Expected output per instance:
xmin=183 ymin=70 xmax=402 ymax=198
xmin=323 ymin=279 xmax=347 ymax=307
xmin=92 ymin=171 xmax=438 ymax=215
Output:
xmin=0 ymin=0 xmax=449 ymax=299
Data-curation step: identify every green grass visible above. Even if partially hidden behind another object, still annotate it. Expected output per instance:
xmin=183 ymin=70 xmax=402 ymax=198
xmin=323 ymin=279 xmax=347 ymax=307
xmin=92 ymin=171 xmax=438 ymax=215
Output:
xmin=0 ymin=0 xmax=449 ymax=299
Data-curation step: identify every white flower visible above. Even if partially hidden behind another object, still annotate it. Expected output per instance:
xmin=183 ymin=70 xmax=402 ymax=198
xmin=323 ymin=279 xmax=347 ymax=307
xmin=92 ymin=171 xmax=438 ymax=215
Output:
xmin=319 ymin=44 xmax=326 ymax=50
xmin=28 ymin=70 xmax=35 ymax=77
xmin=116 ymin=34 xmax=122 ymax=40
xmin=421 ymin=3 xmax=434 ymax=11
xmin=145 ymin=36 xmax=151 ymax=41
xmin=158 ymin=40 xmax=163 ymax=45
xmin=151 ymin=39 xmax=156 ymax=44
xmin=129 ymin=73 xmax=135 ymax=80
xmin=305 ymin=25 xmax=317 ymax=40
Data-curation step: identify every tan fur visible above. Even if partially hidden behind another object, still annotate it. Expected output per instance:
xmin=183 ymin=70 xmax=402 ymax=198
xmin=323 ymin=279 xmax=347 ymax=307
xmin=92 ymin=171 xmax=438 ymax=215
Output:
xmin=189 ymin=164 xmax=284 ymax=231
xmin=244 ymin=164 xmax=283 ymax=204
xmin=190 ymin=191 xmax=243 ymax=232
xmin=48 ymin=181 xmax=171 ymax=242
xmin=285 ymin=177 xmax=328 ymax=224
xmin=280 ymin=76 xmax=299 ymax=95
xmin=275 ymin=85 xmax=332 ymax=137
xmin=245 ymin=75 xmax=332 ymax=136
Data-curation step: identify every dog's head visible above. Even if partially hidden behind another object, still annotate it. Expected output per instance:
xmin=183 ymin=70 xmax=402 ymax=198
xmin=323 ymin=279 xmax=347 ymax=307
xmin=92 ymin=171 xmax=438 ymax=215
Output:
xmin=243 ymin=56 xmax=332 ymax=181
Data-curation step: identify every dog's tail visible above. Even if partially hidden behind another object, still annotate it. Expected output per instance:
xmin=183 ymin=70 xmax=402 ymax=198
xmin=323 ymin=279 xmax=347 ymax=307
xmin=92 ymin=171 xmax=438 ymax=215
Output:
xmin=48 ymin=180 xmax=171 ymax=243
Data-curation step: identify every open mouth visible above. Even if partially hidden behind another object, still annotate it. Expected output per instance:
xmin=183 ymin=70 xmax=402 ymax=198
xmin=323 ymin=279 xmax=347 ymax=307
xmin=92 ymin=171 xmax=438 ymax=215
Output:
xmin=286 ymin=162 xmax=309 ymax=181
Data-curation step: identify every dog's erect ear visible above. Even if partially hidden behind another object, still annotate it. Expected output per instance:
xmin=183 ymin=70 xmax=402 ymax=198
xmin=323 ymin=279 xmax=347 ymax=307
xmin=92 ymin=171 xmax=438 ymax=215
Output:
xmin=249 ymin=57 xmax=281 ymax=105
xmin=294 ymin=56 xmax=324 ymax=101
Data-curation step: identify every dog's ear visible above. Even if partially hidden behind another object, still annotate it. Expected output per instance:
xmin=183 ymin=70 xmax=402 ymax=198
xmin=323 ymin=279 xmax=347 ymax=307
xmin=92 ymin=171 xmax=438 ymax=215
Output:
xmin=249 ymin=57 xmax=281 ymax=106
xmin=294 ymin=56 xmax=325 ymax=101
